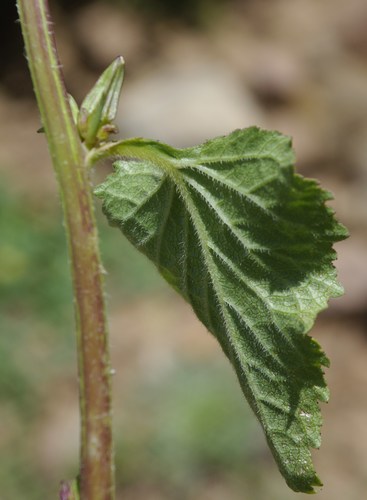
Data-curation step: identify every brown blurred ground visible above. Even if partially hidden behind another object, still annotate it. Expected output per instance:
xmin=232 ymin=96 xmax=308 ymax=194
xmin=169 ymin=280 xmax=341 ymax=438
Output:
xmin=0 ymin=0 xmax=367 ymax=498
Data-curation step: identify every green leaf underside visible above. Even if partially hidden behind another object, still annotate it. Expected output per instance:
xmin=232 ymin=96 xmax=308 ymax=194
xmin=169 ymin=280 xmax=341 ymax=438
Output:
xmin=94 ymin=127 xmax=347 ymax=493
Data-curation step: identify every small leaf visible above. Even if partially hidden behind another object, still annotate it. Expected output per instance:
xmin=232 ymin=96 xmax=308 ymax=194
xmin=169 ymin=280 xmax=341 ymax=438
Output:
xmin=78 ymin=56 xmax=124 ymax=148
xmin=68 ymin=93 xmax=79 ymax=126
xmin=95 ymin=127 xmax=347 ymax=492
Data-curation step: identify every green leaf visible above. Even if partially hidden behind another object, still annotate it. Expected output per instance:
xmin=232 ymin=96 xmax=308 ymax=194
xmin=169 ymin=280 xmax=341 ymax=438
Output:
xmin=78 ymin=56 xmax=124 ymax=148
xmin=94 ymin=127 xmax=347 ymax=492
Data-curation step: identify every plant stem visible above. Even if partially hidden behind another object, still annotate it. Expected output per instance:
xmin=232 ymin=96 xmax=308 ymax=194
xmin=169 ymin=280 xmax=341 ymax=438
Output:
xmin=16 ymin=1 xmax=115 ymax=498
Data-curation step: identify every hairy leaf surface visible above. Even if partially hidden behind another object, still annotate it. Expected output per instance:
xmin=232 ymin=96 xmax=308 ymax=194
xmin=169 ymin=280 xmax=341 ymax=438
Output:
xmin=94 ymin=127 xmax=347 ymax=492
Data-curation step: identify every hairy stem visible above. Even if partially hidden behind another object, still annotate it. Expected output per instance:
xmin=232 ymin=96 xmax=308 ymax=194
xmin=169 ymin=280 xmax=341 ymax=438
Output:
xmin=16 ymin=1 xmax=115 ymax=498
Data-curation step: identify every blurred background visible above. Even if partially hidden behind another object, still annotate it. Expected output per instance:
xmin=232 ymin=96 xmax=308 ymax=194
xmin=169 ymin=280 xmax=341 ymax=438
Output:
xmin=1 ymin=0 xmax=366 ymax=498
